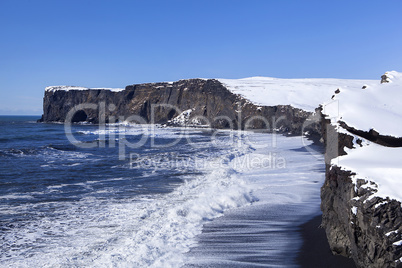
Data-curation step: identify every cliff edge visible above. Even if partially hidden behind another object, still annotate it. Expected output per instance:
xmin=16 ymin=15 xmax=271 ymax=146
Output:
xmin=320 ymin=71 xmax=402 ymax=267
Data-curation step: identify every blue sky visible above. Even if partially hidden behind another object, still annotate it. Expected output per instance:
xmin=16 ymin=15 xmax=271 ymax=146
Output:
xmin=1 ymin=0 xmax=401 ymax=115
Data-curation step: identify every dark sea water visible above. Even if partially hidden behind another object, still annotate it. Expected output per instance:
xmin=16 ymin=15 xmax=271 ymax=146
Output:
xmin=0 ymin=116 xmax=325 ymax=267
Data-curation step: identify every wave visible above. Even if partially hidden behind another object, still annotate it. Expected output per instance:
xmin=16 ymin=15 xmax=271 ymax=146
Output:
xmin=0 ymin=132 xmax=325 ymax=267
xmin=0 ymin=137 xmax=258 ymax=267
xmin=0 ymin=148 xmax=39 ymax=157
xmin=0 ymin=194 xmax=34 ymax=200
xmin=0 ymin=144 xmax=92 ymax=161
xmin=46 ymin=144 xmax=77 ymax=151
xmin=75 ymin=124 xmax=208 ymax=140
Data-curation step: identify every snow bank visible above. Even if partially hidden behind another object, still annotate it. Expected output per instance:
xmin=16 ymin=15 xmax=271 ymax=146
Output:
xmin=323 ymin=71 xmax=402 ymax=137
xmin=218 ymin=76 xmax=376 ymax=112
xmin=334 ymin=141 xmax=402 ymax=202
xmin=327 ymin=71 xmax=402 ymax=203
xmin=45 ymin=86 xmax=124 ymax=92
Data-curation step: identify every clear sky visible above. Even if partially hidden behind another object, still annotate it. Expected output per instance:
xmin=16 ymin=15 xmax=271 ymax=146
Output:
xmin=1 ymin=0 xmax=401 ymax=115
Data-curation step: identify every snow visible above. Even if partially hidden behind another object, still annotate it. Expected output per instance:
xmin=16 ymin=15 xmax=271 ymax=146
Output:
xmin=393 ymin=240 xmax=402 ymax=246
xmin=323 ymin=71 xmax=402 ymax=137
xmin=386 ymin=230 xmax=399 ymax=237
xmin=375 ymin=201 xmax=388 ymax=209
xmin=351 ymin=206 xmax=357 ymax=215
xmin=333 ymin=142 xmax=402 ymax=202
xmin=168 ymin=109 xmax=193 ymax=125
xmin=218 ymin=76 xmax=376 ymax=112
xmin=45 ymin=86 xmax=124 ymax=92
xmin=325 ymin=71 xmax=402 ymax=205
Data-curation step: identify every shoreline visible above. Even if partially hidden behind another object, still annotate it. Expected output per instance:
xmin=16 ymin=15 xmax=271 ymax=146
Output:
xmin=297 ymin=214 xmax=356 ymax=268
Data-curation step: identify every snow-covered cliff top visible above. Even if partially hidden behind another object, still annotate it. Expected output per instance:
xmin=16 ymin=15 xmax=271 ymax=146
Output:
xmin=334 ymin=140 xmax=402 ymax=202
xmin=328 ymin=71 xmax=402 ymax=204
xmin=218 ymin=77 xmax=376 ymax=112
xmin=323 ymin=71 xmax=402 ymax=138
xmin=47 ymin=76 xmax=381 ymax=114
xmin=45 ymin=86 xmax=125 ymax=92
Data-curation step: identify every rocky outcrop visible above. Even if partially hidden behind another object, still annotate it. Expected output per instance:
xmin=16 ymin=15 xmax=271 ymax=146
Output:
xmin=338 ymin=121 xmax=402 ymax=147
xmin=320 ymin=111 xmax=402 ymax=268
xmin=39 ymin=79 xmax=318 ymax=135
xmin=320 ymin=71 xmax=402 ymax=267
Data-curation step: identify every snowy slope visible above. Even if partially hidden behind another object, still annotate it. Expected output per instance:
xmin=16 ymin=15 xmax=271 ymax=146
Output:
xmin=323 ymin=71 xmax=402 ymax=137
xmin=334 ymin=140 xmax=402 ymax=202
xmin=218 ymin=77 xmax=376 ymax=112
xmin=327 ymin=71 xmax=402 ymax=203
xmin=46 ymin=86 xmax=124 ymax=92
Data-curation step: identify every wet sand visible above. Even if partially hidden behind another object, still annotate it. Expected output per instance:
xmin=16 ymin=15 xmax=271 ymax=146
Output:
xmin=297 ymin=214 xmax=356 ymax=268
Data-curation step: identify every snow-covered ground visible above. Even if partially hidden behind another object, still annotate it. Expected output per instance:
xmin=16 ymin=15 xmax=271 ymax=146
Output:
xmin=218 ymin=76 xmax=376 ymax=112
xmin=324 ymin=71 xmax=402 ymax=205
xmin=45 ymin=86 xmax=125 ymax=92
xmin=334 ymin=139 xmax=402 ymax=202
xmin=323 ymin=71 xmax=402 ymax=137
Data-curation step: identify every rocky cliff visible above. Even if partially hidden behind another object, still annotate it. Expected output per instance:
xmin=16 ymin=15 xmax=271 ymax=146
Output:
xmin=320 ymin=71 xmax=402 ymax=268
xmin=39 ymin=79 xmax=317 ymax=135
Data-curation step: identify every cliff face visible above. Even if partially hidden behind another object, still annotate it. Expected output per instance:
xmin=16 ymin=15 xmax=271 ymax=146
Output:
xmin=321 ymin=121 xmax=402 ymax=267
xmin=320 ymin=71 xmax=402 ymax=267
xmin=40 ymin=79 xmax=317 ymax=135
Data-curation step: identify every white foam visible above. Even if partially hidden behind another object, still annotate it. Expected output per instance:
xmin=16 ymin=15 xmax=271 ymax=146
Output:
xmin=0 ymin=194 xmax=34 ymax=200
xmin=1 ymin=133 xmax=324 ymax=267
xmin=76 ymin=124 xmax=190 ymax=139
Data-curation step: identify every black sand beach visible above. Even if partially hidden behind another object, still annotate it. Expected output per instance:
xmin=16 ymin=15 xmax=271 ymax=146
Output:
xmin=298 ymin=214 xmax=356 ymax=268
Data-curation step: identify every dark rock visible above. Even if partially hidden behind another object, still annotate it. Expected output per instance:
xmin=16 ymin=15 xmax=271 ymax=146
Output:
xmin=381 ymin=75 xmax=390 ymax=84
xmin=40 ymin=79 xmax=321 ymax=136
xmin=338 ymin=121 xmax=402 ymax=147
xmin=320 ymin=107 xmax=402 ymax=267
xmin=71 ymin=110 xmax=88 ymax=122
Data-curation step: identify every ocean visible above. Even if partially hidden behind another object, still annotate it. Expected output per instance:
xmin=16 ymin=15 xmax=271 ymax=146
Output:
xmin=0 ymin=116 xmax=325 ymax=267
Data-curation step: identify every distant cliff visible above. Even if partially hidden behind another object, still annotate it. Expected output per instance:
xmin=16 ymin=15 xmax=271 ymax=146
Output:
xmin=39 ymin=78 xmax=317 ymax=135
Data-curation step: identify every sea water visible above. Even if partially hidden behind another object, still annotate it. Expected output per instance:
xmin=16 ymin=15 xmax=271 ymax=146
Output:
xmin=0 ymin=116 xmax=324 ymax=267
